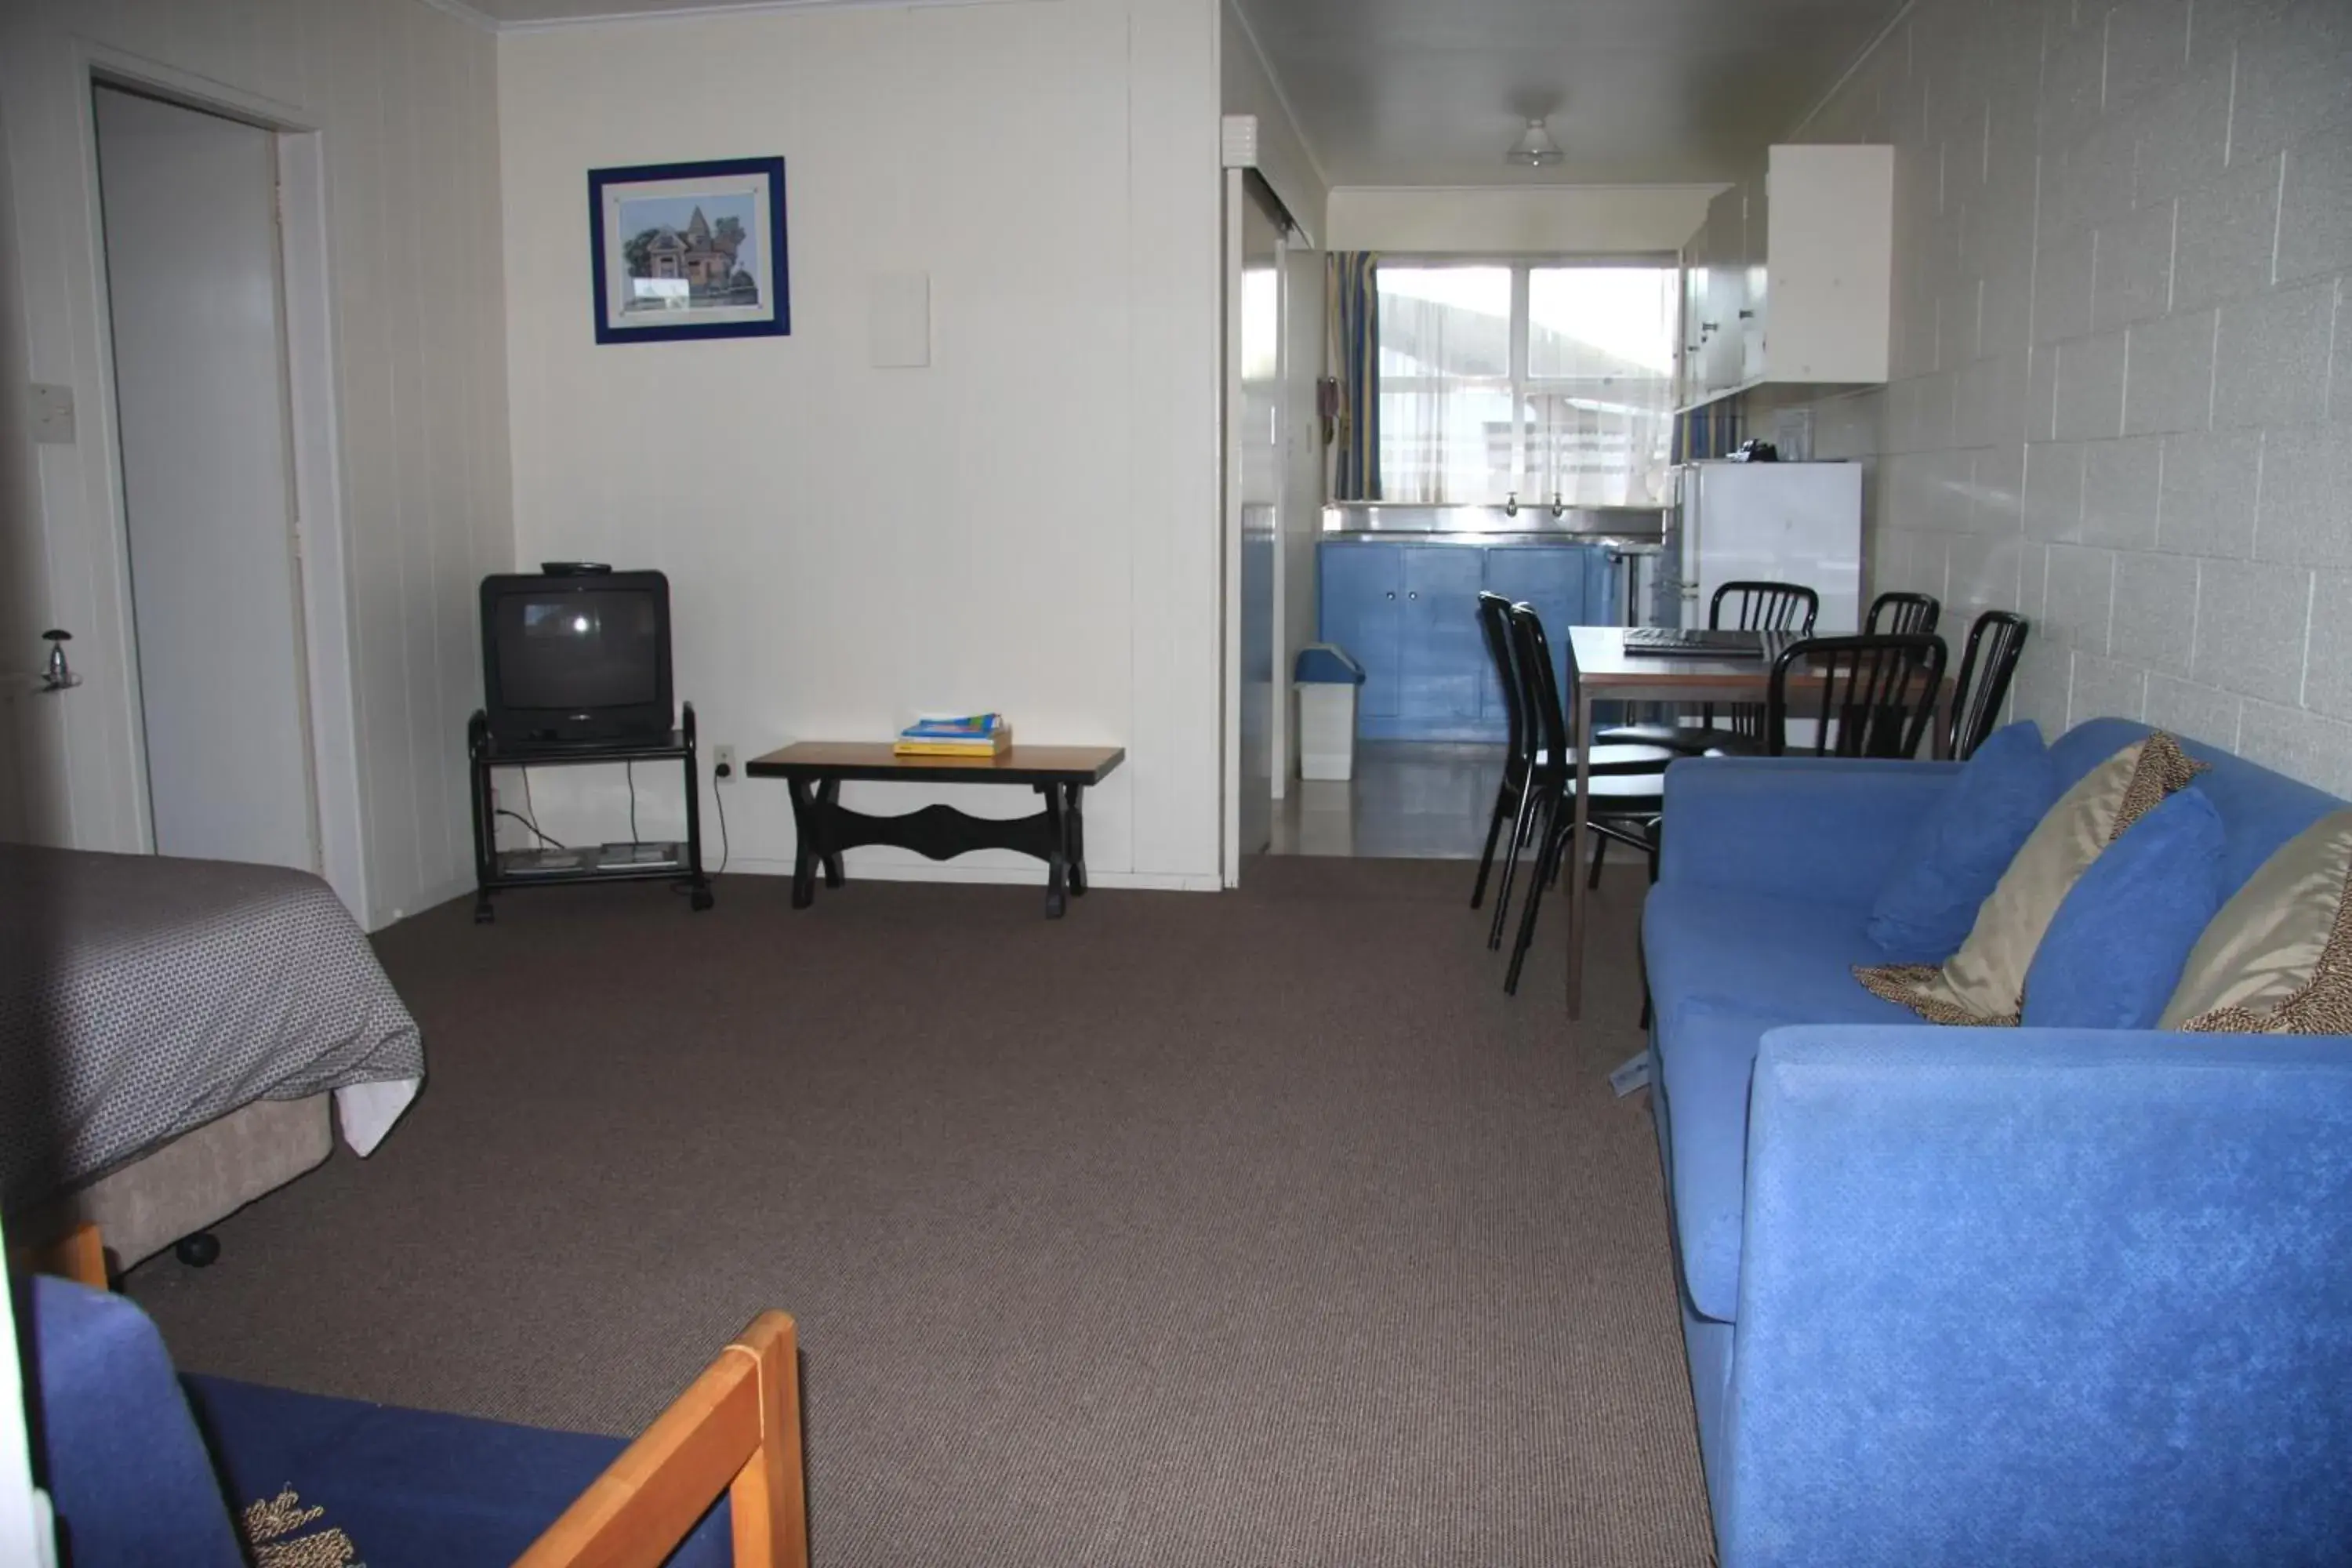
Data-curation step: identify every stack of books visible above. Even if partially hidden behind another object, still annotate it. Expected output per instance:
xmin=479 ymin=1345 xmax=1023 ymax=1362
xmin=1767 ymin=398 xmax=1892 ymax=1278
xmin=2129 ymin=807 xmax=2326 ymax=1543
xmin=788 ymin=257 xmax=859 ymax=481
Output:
xmin=893 ymin=713 xmax=1012 ymax=757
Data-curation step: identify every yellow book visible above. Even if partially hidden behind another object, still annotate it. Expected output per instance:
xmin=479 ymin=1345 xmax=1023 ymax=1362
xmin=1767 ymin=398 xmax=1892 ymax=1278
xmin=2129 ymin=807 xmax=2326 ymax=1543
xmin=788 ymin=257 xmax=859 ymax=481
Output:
xmin=893 ymin=736 xmax=1011 ymax=757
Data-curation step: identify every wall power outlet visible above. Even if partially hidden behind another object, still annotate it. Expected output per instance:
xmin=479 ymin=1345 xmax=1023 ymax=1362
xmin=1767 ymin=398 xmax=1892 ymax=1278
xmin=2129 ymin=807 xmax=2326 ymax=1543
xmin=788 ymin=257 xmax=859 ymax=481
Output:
xmin=713 ymin=744 xmax=738 ymax=779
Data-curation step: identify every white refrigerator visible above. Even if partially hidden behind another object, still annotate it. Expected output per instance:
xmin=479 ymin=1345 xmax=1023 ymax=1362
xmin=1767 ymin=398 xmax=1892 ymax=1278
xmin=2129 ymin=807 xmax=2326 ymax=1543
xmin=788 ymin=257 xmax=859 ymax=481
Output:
xmin=1667 ymin=460 xmax=1864 ymax=633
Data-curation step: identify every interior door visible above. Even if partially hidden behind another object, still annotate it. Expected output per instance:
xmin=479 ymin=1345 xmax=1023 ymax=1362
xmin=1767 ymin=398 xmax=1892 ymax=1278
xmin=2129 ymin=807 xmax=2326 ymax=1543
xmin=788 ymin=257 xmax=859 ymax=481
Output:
xmin=1236 ymin=187 xmax=1283 ymax=861
xmin=1223 ymin=172 xmax=1285 ymax=877
xmin=95 ymin=86 xmax=318 ymax=871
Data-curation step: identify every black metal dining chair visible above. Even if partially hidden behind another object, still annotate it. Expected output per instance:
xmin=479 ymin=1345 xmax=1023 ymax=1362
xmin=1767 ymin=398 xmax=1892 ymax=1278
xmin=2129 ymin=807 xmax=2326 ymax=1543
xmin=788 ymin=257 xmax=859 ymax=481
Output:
xmin=1944 ymin=610 xmax=2030 ymax=760
xmin=1472 ymin=593 xmax=1675 ymax=949
xmin=1599 ymin=580 xmax=1821 ymax=755
xmin=1501 ymin=603 xmax=1671 ymax=996
xmin=1760 ymin=633 xmax=1948 ymax=759
xmin=1867 ymin=590 xmax=1942 ymax=637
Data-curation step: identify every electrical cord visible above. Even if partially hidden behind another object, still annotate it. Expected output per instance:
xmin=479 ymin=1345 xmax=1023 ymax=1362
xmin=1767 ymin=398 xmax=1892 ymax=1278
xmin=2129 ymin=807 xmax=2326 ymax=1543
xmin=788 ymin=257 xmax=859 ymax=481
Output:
xmin=626 ymin=761 xmax=639 ymax=844
xmin=506 ymin=771 xmax=564 ymax=849
xmin=497 ymin=808 xmax=564 ymax=850
xmin=713 ymin=779 xmax=729 ymax=876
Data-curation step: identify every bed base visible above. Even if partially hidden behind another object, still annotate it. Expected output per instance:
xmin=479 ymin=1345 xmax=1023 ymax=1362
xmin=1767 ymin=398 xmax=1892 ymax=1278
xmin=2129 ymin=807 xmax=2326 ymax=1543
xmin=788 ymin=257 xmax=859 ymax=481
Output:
xmin=18 ymin=1094 xmax=333 ymax=1275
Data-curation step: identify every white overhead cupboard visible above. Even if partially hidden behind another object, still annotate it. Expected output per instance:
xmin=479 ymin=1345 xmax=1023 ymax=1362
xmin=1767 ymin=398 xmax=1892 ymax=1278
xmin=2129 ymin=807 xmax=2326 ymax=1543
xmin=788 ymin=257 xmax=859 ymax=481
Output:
xmin=1678 ymin=144 xmax=1894 ymax=411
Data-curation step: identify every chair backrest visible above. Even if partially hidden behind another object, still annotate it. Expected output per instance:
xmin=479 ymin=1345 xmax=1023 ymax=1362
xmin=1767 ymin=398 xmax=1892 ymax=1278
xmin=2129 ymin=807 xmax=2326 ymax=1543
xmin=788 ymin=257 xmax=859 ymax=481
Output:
xmin=1766 ymin=633 xmax=1949 ymax=759
xmin=1476 ymin=591 xmax=1530 ymax=767
xmin=1506 ymin=602 xmax=1570 ymax=764
xmin=519 ymin=1312 xmax=808 ymax=1568
xmin=1946 ymin=610 xmax=2030 ymax=760
xmin=1711 ymin=580 xmax=1819 ymax=634
xmin=1867 ymin=590 xmax=1942 ymax=637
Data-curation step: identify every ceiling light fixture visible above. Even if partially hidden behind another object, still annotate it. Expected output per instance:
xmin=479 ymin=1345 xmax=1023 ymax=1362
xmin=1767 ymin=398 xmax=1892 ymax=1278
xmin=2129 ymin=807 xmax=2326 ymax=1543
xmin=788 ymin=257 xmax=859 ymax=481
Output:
xmin=1507 ymin=118 xmax=1564 ymax=167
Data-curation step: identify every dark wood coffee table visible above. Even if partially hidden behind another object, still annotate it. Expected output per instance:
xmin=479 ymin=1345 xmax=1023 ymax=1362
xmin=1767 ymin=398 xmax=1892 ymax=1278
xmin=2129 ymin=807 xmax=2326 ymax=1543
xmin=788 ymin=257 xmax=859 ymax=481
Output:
xmin=743 ymin=742 xmax=1126 ymax=918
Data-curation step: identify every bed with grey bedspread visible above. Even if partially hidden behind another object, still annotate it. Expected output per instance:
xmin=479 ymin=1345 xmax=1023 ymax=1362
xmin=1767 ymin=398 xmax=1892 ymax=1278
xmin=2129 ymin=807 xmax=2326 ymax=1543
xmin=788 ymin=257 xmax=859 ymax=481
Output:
xmin=1 ymin=844 xmax=423 ymax=1217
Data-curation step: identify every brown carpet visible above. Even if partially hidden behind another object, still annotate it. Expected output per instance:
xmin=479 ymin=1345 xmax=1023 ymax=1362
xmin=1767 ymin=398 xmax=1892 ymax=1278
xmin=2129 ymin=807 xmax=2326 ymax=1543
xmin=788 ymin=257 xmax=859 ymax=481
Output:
xmin=129 ymin=857 xmax=1713 ymax=1566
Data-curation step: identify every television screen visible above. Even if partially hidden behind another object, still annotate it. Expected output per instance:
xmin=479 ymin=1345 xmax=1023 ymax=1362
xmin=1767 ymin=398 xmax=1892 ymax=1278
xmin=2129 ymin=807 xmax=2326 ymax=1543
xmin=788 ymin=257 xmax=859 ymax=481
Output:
xmin=495 ymin=590 xmax=662 ymax=710
xmin=481 ymin=569 xmax=672 ymax=746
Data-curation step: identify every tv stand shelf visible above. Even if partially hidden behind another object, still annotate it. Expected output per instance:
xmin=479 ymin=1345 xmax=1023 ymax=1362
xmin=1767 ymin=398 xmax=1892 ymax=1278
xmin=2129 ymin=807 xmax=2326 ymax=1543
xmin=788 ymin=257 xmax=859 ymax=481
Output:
xmin=466 ymin=703 xmax=713 ymax=922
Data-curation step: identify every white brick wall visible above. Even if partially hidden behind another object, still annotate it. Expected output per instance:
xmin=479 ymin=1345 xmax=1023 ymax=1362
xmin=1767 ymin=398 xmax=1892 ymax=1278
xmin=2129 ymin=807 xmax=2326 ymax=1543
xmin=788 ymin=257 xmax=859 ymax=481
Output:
xmin=1778 ymin=0 xmax=2352 ymax=793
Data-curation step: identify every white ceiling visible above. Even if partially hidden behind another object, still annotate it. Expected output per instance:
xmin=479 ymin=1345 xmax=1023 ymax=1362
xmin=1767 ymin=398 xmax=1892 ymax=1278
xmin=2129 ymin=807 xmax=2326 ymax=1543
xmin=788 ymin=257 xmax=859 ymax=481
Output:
xmin=452 ymin=0 xmax=1898 ymax=187
xmin=1234 ymin=0 xmax=1904 ymax=187
xmin=452 ymin=0 xmax=831 ymax=24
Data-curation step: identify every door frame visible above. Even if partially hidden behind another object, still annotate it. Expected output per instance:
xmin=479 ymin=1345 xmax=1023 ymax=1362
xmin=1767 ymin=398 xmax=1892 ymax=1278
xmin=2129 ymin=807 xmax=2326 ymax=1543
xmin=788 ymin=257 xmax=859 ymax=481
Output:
xmin=1220 ymin=168 xmax=1296 ymax=888
xmin=77 ymin=46 xmax=368 ymax=918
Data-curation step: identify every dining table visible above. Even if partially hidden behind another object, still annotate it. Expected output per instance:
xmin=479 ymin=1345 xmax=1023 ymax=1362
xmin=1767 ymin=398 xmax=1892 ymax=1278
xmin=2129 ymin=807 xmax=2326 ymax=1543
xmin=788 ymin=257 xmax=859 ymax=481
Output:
xmin=1559 ymin=626 xmax=1948 ymax=1020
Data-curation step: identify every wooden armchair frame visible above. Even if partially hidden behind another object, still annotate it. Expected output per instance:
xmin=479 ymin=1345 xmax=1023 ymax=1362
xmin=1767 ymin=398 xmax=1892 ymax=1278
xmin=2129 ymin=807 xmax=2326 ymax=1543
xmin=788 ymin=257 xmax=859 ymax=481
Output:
xmin=15 ymin=1223 xmax=811 ymax=1568
xmin=518 ymin=1310 xmax=810 ymax=1568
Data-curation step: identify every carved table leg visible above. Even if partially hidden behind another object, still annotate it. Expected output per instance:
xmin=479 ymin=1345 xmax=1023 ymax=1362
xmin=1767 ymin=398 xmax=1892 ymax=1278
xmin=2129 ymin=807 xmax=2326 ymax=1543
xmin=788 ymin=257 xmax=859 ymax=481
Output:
xmin=786 ymin=777 xmax=820 ymax=909
xmin=1041 ymin=784 xmax=1069 ymax=919
xmin=818 ymin=779 xmax=847 ymax=887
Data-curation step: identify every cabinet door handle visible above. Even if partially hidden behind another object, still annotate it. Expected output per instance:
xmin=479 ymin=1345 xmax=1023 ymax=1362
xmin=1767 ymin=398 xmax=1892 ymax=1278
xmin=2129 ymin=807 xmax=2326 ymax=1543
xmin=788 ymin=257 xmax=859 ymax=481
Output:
xmin=1407 ymin=591 xmax=1418 ymax=601
xmin=1385 ymin=590 xmax=1396 ymax=601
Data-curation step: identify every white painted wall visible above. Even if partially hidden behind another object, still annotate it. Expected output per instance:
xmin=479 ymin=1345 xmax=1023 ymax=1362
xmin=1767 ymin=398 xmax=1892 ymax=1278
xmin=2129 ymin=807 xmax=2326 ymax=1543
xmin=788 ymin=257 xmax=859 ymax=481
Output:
xmin=0 ymin=0 xmax=513 ymax=928
xmin=498 ymin=0 xmax=1224 ymax=889
xmin=0 ymin=1221 xmax=42 ymax=1567
xmin=1773 ymin=0 xmax=2352 ymax=793
xmin=1327 ymin=184 xmax=1722 ymax=255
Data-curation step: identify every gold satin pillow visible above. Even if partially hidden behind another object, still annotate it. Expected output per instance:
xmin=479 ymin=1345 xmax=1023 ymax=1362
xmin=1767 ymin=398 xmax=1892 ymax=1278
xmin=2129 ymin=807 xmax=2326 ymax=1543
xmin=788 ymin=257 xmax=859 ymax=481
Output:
xmin=1857 ymin=732 xmax=2204 ymax=1025
xmin=2161 ymin=810 xmax=2352 ymax=1033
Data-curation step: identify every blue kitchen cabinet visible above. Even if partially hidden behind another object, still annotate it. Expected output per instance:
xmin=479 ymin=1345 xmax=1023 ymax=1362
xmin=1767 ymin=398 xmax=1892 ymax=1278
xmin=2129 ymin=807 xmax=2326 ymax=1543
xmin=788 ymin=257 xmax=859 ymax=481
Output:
xmin=1479 ymin=546 xmax=1586 ymax=720
xmin=1316 ymin=543 xmax=1403 ymax=717
xmin=1318 ymin=540 xmax=1623 ymax=742
xmin=1398 ymin=546 xmax=1486 ymax=723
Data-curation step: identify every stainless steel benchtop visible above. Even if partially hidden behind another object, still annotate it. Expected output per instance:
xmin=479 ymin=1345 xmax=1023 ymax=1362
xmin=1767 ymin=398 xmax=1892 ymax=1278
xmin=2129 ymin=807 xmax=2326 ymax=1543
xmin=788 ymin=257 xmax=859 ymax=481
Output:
xmin=1321 ymin=531 xmax=1663 ymax=552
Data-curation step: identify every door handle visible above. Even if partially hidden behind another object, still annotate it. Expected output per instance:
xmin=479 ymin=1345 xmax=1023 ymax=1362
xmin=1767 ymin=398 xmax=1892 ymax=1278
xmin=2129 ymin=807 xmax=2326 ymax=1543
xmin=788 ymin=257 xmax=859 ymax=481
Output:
xmin=1407 ymin=591 xmax=1418 ymax=601
xmin=40 ymin=629 xmax=80 ymax=693
xmin=1385 ymin=591 xmax=1396 ymax=601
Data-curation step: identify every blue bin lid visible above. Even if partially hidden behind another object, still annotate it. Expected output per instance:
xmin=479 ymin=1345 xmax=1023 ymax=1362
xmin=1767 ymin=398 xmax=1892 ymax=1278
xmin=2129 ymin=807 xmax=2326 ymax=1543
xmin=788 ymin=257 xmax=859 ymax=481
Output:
xmin=1293 ymin=643 xmax=1365 ymax=684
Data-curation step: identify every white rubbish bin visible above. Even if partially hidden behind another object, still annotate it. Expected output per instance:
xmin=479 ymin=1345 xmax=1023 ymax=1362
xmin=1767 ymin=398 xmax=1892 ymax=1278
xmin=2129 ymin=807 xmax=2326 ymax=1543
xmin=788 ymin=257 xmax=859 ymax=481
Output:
xmin=1294 ymin=644 xmax=1366 ymax=782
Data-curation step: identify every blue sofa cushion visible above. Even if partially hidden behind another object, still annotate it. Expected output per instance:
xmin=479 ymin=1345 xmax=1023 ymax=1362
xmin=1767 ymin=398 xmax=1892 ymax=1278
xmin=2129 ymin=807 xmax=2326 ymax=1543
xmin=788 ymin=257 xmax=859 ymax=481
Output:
xmin=183 ymin=1375 xmax=732 ymax=1567
xmin=2024 ymin=788 xmax=2227 ymax=1030
xmin=1866 ymin=721 xmax=2058 ymax=963
xmin=1643 ymin=884 xmax=1915 ymax=1323
xmin=2053 ymin=720 xmax=2342 ymax=895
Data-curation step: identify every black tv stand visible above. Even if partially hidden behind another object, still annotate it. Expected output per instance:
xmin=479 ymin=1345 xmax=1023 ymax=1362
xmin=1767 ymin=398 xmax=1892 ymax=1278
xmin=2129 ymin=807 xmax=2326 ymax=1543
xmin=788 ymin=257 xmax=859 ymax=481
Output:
xmin=466 ymin=702 xmax=713 ymax=922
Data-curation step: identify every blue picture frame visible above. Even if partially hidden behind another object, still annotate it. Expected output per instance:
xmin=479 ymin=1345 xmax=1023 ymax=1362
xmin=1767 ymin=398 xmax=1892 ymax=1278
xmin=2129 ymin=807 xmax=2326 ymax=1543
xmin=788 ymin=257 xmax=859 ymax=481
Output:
xmin=587 ymin=156 xmax=789 ymax=345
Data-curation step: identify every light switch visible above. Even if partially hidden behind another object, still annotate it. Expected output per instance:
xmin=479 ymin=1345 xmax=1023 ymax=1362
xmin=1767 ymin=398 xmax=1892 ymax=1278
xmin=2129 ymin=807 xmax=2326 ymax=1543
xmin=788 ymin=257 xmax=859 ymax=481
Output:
xmin=868 ymin=273 xmax=930 ymax=369
xmin=31 ymin=383 xmax=74 ymax=445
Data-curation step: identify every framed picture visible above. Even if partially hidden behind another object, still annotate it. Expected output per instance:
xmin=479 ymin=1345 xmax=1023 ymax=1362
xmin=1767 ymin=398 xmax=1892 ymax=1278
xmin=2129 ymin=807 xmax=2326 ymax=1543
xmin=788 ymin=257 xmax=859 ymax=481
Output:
xmin=588 ymin=156 xmax=789 ymax=345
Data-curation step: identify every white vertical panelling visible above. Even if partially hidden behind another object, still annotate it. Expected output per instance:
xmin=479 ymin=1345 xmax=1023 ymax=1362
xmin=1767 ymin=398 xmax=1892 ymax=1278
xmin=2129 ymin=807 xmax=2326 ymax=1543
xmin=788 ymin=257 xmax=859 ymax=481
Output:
xmin=0 ymin=0 xmax=511 ymax=927
xmin=1778 ymin=0 xmax=2352 ymax=792
xmin=497 ymin=0 xmax=1225 ymax=888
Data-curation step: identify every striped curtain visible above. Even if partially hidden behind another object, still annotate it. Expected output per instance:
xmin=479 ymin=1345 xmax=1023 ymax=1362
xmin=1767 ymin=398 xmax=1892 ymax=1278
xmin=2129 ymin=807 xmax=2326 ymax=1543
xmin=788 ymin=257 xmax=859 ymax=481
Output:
xmin=1326 ymin=252 xmax=1380 ymax=501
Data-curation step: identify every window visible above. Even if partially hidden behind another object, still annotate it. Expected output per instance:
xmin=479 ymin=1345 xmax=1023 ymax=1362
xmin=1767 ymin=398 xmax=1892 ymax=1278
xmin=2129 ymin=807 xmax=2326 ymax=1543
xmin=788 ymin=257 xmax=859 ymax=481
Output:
xmin=1375 ymin=261 xmax=1677 ymax=508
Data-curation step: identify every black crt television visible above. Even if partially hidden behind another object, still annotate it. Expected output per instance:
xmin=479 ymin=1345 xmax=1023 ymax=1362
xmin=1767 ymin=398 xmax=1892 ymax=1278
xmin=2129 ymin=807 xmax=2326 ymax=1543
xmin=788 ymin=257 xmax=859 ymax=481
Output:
xmin=479 ymin=568 xmax=673 ymax=748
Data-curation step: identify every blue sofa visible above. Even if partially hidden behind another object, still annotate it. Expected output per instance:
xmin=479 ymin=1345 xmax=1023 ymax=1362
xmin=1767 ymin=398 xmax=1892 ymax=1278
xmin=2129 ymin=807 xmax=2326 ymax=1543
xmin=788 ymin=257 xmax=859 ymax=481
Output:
xmin=1641 ymin=719 xmax=2352 ymax=1566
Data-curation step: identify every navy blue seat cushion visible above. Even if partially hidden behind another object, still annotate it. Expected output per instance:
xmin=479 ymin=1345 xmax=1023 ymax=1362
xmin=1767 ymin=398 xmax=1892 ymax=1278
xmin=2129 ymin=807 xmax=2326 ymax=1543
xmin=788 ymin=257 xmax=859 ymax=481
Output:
xmin=1643 ymin=884 xmax=1915 ymax=1323
xmin=24 ymin=1276 xmax=245 ymax=1568
xmin=2024 ymin=788 xmax=2227 ymax=1030
xmin=1866 ymin=720 xmax=2060 ymax=963
xmin=183 ymin=1375 xmax=731 ymax=1568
